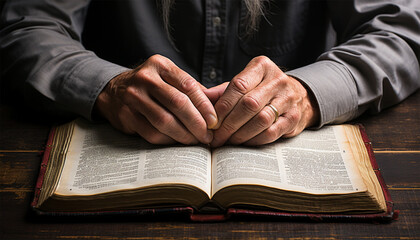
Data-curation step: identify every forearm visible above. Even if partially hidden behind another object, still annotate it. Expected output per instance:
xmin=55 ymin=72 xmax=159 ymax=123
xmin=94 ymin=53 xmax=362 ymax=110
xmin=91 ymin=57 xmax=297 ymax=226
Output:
xmin=288 ymin=0 xmax=420 ymax=127
xmin=0 ymin=0 xmax=128 ymax=120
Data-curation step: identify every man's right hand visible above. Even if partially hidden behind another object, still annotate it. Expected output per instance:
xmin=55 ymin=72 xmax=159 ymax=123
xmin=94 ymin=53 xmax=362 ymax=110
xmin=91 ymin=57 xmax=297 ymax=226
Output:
xmin=94 ymin=54 xmax=218 ymax=145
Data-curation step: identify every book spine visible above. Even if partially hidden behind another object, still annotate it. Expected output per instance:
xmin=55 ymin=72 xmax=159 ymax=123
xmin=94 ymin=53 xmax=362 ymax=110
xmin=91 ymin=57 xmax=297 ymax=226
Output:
xmin=189 ymin=213 xmax=229 ymax=222
xmin=358 ymin=124 xmax=399 ymax=220
xmin=30 ymin=126 xmax=57 ymax=208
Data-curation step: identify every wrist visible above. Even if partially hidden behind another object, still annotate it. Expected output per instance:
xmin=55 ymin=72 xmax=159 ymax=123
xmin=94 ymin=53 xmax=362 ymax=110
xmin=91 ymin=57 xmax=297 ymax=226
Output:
xmin=289 ymin=75 xmax=320 ymax=128
xmin=92 ymin=89 xmax=110 ymax=121
xmin=92 ymin=70 xmax=130 ymax=121
xmin=305 ymin=87 xmax=320 ymax=128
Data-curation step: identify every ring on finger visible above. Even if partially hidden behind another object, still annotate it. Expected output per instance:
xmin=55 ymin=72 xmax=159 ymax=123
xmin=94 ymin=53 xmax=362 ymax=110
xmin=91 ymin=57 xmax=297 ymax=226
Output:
xmin=268 ymin=104 xmax=279 ymax=123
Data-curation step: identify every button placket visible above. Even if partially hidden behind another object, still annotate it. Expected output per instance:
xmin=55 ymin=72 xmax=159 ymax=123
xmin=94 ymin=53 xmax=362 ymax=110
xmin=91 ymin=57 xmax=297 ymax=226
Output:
xmin=201 ymin=0 xmax=226 ymax=87
xmin=213 ymin=16 xmax=221 ymax=27
xmin=209 ymin=67 xmax=217 ymax=80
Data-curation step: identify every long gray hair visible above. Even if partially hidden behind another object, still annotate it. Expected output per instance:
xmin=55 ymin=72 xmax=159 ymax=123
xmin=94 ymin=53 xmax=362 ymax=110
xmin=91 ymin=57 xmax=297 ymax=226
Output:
xmin=160 ymin=0 xmax=268 ymax=43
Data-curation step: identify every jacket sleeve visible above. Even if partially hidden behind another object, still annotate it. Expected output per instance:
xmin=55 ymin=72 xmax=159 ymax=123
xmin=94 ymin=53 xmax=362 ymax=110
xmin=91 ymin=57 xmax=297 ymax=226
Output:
xmin=287 ymin=0 xmax=420 ymax=127
xmin=0 ymin=0 xmax=128 ymax=120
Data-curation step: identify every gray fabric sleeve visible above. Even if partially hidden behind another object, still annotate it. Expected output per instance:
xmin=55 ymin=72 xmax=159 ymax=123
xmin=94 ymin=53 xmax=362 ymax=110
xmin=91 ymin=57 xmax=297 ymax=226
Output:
xmin=287 ymin=61 xmax=358 ymax=127
xmin=0 ymin=0 xmax=129 ymax=120
xmin=288 ymin=0 xmax=420 ymax=127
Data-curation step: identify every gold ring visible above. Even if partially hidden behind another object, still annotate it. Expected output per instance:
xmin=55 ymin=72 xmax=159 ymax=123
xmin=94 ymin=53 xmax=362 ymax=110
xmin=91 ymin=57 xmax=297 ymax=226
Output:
xmin=268 ymin=104 xmax=279 ymax=123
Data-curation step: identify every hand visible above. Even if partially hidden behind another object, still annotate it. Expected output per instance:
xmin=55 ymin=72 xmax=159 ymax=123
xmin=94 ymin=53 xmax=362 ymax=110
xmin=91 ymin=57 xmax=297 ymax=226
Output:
xmin=94 ymin=54 xmax=218 ymax=145
xmin=209 ymin=56 xmax=319 ymax=147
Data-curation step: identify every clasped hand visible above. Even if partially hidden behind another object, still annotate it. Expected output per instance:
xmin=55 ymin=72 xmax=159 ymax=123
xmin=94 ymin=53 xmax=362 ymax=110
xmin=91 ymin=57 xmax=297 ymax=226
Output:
xmin=95 ymin=55 xmax=319 ymax=146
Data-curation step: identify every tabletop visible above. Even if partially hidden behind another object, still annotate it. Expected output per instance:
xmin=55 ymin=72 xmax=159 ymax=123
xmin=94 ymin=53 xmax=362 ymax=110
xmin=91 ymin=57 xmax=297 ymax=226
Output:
xmin=1 ymin=90 xmax=419 ymax=239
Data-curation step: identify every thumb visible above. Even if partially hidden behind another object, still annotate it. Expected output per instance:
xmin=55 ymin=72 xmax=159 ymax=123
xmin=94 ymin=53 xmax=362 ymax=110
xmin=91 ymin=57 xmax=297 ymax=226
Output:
xmin=203 ymin=82 xmax=229 ymax=105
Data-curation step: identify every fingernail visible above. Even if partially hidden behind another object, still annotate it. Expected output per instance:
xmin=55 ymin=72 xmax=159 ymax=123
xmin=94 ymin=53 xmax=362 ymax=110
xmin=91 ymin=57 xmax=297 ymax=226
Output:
xmin=207 ymin=114 xmax=218 ymax=129
xmin=204 ymin=130 xmax=213 ymax=144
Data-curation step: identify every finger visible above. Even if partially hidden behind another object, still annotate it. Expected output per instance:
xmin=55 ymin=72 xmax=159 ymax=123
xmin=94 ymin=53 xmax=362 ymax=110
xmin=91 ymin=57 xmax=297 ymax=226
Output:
xmin=228 ymin=95 xmax=293 ymax=145
xmin=154 ymin=55 xmax=218 ymax=129
xmin=125 ymin=108 xmax=177 ymax=145
xmin=228 ymin=104 xmax=279 ymax=145
xmin=125 ymin=56 xmax=213 ymax=144
xmin=242 ymin=117 xmax=292 ymax=146
xmin=212 ymin=58 xmax=267 ymax=130
xmin=100 ymin=97 xmax=176 ymax=145
xmin=149 ymin=82 xmax=214 ymax=144
xmin=196 ymin=81 xmax=209 ymax=91
xmin=243 ymin=109 xmax=300 ymax=146
xmin=211 ymin=85 xmax=273 ymax=147
xmin=120 ymin=82 xmax=201 ymax=145
xmin=211 ymin=71 xmax=282 ymax=147
xmin=139 ymin=96 xmax=201 ymax=145
xmin=203 ymin=82 xmax=229 ymax=105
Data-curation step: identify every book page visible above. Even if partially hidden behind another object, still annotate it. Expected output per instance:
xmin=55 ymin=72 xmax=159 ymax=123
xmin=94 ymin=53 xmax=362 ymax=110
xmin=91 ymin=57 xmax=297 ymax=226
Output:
xmin=55 ymin=119 xmax=212 ymax=197
xmin=212 ymin=126 xmax=366 ymax=195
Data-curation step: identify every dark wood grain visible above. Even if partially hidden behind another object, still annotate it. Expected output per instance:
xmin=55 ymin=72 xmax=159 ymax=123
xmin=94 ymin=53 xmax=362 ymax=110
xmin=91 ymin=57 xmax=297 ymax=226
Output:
xmin=375 ymin=153 xmax=420 ymax=188
xmin=356 ymin=91 xmax=420 ymax=151
xmin=1 ymin=189 xmax=419 ymax=239
xmin=1 ymin=91 xmax=419 ymax=240
xmin=0 ymin=104 xmax=51 ymax=151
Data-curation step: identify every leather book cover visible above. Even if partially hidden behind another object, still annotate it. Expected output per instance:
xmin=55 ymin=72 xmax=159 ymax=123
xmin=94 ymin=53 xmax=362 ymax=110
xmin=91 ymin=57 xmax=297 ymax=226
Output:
xmin=31 ymin=125 xmax=398 ymax=222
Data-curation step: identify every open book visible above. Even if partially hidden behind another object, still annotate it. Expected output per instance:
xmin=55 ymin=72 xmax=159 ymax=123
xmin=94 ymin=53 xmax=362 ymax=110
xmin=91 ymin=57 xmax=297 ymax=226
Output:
xmin=32 ymin=119 xmax=396 ymax=221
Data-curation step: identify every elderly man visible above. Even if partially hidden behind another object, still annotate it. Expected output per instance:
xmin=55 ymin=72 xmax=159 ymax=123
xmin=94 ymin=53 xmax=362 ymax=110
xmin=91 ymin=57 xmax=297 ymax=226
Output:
xmin=1 ymin=0 xmax=419 ymax=147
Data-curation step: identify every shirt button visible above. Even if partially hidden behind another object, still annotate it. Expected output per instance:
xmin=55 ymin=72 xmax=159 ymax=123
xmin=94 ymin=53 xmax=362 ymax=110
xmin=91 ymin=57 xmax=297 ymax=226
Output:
xmin=209 ymin=68 xmax=217 ymax=80
xmin=213 ymin=17 xmax=221 ymax=27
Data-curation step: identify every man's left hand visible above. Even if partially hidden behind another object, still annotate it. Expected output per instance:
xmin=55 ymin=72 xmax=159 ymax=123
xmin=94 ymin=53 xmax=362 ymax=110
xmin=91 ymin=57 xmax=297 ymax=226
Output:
xmin=206 ymin=56 xmax=320 ymax=147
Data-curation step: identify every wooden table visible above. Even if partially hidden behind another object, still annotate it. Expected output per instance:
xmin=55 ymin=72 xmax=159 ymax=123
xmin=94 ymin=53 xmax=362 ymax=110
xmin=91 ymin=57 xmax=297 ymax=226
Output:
xmin=1 ymin=91 xmax=419 ymax=239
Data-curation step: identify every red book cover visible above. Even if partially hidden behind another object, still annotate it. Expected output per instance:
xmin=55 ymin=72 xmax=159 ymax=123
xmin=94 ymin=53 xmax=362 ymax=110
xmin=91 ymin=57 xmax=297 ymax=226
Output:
xmin=31 ymin=125 xmax=398 ymax=222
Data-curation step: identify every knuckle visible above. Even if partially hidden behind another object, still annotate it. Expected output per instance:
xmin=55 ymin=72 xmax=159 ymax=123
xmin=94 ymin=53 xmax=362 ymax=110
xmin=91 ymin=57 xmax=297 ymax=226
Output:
xmin=220 ymin=121 xmax=237 ymax=135
xmin=179 ymin=76 xmax=197 ymax=94
xmin=215 ymin=98 xmax=234 ymax=114
xmin=274 ymin=75 xmax=295 ymax=92
xmin=253 ymin=55 xmax=272 ymax=67
xmin=193 ymin=98 xmax=209 ymax=112
xmin=231 ymin=76 xmax=250 ymax=94
xmin=149 ymin=54 xmax=173 ymax=72
xmin=241 ymin=95 xmax=262 ymax=113
xmin=191 ymin=114 xmax=206 ymax=128
xmin=146 ymin=134 xmax=165 ymax=145
xmin=148 ymin=54 xmax=164 ymax=64
xmin=285 ymin=87 xmax=298 ymax=100
xmin=284 ymin=129 xmax=299 ymax=138
xmin=276 ymin=91 xmax=294 ymax=107
xmin=169 ymin=92 xmax=189 ymax=110
xmin=287 ymin=109 xmax=301 ymax=124
xmin=154 ymin=113 xmax=174 ymax=130
xmin=256 ymin=109 xmax=273 ymax=128
xmin=284 ymin=91 xmax=294 ymax=102
xmin=265 ymin=126 xmax=281 ymax=142
xmin=134 ymin=69 xmax=154 ymax=84
xmin=125 ymin=86 xmax=138 ymax=96
xmin=121 ymin=86 xmax=139 ymax=104
xmin=273 ymin=75 xmax=287 ymax=87
xmin=184 ymin=115 xmax=206 ymax=134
